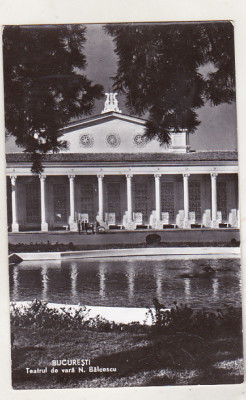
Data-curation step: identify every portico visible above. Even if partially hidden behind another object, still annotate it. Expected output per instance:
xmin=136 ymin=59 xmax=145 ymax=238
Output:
xmin=6 ymin=157 xmax=239 ymax=232
xmin=6 ymin=94 xmax=239 ymax=233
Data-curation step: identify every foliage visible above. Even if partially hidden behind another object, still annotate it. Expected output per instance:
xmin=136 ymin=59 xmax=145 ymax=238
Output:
xmin=10 ymin=300 xmax=143 ymax=333
xmin=105 ymin=22 xmax=235 ymax=144
xmin=3 ymin=25 xmax=104 ymax=173
xmin=149 ymin=301 xmax=242 ymax=338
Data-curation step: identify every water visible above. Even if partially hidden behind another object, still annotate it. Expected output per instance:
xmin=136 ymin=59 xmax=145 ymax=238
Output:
xmin=9 ymin=256 xmax=242 ymax=309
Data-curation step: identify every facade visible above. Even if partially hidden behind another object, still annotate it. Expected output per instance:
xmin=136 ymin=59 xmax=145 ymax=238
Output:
xmin=6 ymin=94 xmax=239 ymax=233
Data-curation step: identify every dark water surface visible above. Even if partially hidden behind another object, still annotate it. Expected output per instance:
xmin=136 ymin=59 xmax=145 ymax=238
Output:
xmin=9 ymin=256 xmax=241 ymax=309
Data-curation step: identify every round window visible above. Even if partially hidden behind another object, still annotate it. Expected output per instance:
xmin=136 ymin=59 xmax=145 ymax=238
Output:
xmin=106 ymin=133 xmax=121 ymax=148
xmin=79 ymin=134 xmax=94 ymax=148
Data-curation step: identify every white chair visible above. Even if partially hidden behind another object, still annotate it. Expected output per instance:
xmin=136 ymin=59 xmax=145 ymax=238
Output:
xmin=228 ymin=209 xmax=237 ymax=228
xmin=217 ymin=211 xmax=222 ymax=224
xmin=133 ymin=212 xmax=143 ymax=228
xmin=189 ymin=211 xmax=196 ymax=225
xmin=161 ymin=212 xmax=169 ymax=225
xmin=202 ymin=209 xmax=211 ymax=227
xmin=176 ymin=210 xmax=185 ymax=228
xmin=106 ymin=212 xmax=116 ymax=226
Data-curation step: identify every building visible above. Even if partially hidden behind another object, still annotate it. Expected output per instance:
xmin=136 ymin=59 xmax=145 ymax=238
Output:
xmin=6 ymin=94 xmax=239 ymax=233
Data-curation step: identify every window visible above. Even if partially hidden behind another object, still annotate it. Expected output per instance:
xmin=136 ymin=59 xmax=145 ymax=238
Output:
xmin=79 ymin=183 xmax=94 ymax=221
xmin=25 ymin=183 xmax=40 ymax=224
xmin=107 ymin=183 xmax=121 ymax=223
xmin=161 ymin=181 xmax=175 ymax=222
xmin=134 ymin=183 xmax=148 ymax=222
xmin=217 ymin=182 xmax=227 ymax=220
xmin=53 ymin=184 xmax=67 ymax=223
xmin=189 ymin=181 xmax=201 ymax=220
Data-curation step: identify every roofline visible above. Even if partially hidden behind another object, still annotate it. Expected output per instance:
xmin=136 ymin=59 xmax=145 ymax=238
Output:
xmin=62 ymin=111 xmax=146 ymax=132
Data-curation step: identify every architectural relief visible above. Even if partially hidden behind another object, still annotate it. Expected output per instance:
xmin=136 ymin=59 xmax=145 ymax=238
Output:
xmin=133 ymin=134 xmax=148 ymax=147
xmin=79 ymin=134 xmax=94 ymax=148
xmin=106 ymin=133 xmax=121 ymax=148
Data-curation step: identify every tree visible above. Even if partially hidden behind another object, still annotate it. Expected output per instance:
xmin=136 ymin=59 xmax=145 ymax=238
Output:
xmin=105 ymin=22 xmax=235 ymax=145
xmin=3 ymin=24 xmax=104 ymax=173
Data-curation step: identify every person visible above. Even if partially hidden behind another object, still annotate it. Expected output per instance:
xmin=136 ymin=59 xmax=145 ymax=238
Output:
xmin=84 ymin=219 xmax=88 ymax=234
xmin=95 ymin=219 xmax=100 ymax=233
xmin=82 ymin=219 xmax=85 ymax=233
xmin=78 ymin=219 xmax=82 ymax=234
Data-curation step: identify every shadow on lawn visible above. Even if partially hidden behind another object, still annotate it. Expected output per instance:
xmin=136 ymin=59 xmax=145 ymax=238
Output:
xmin=12 ymin=332 xmax=243 ymax=388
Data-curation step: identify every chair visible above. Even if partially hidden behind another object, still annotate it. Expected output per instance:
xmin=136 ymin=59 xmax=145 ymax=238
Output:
xmin=133 ymin=212 xmax=144 ymax=228
xmin=189 ymin=211 xmax=196 ymax=225
xmin=161 ymin=212 xmax=169 ymax=225
xmin=217 ymin=211 xmax=222 ymax=224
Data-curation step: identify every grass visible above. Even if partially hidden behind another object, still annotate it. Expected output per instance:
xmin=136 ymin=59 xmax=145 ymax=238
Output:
xmin=10 ymin=301 xmax=244 ymax=389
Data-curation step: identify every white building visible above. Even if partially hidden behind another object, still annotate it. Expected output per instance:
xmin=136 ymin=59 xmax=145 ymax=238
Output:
xmin=6 ymin=94 xmax=239 ymax=233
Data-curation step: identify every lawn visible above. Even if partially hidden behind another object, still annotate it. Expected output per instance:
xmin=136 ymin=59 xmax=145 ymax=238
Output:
xmin=10 ymin=302 xmax=244 ymax=389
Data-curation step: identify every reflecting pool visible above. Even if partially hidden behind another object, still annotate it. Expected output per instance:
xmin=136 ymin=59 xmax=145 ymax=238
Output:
xmin=9 ymin=255 xmax=241 ymax=309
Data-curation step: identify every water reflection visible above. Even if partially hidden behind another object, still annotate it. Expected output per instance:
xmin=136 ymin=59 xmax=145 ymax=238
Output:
xmin=212 ymin=278 xmax=219 ymax=300
xmin=99 ymin=263 xmax=106 ymax=299
xmin=70 ymin=263 xmax=78 ymax=303
xmin=127 ymin=264 xmax=135 ymax=300
xmin=9 ymin=256 xmax=242 ymax=310
xmin=12 ymin=266 xmax=19 ymax=300
xmin=41 ymin=265 xmax=49 ymax=300
xmin=155 ymin=274 xmax=162 ymax=299
xmin=184 ymin=278 xmax=191 ymax=303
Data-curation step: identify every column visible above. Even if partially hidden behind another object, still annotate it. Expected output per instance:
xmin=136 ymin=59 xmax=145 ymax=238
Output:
xmin=40 ymin=175 xmax=48 ymax=231
xmin=154 ymin=174 xmax=161 ymax=222
xmin=97 ymin=173 xmax=104 ymax=222
xmin=11 ymin=175 xmax=19 ymax=232
xmin=183 ymin=173 xmax=190 ymax=228
xmin=211 ymin=173 xmax=218 ymax=228
xmin=68 ymin=175 xmax=77 ymax=231
xmin=126 ymin=174 xmax=133 ymax=221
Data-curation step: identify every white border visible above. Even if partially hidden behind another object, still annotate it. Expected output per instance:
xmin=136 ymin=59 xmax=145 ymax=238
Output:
xmin=0 ymin=1 xmax=245 ymax=399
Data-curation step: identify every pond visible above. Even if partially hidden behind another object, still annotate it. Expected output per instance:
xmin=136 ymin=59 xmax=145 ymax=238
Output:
xmin=9 ymin=255 xmax=242 ymax=310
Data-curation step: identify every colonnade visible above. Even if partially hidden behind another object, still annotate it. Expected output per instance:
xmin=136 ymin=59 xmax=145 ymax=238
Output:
xmin=9 ymin=171 xmax=232 ymax=232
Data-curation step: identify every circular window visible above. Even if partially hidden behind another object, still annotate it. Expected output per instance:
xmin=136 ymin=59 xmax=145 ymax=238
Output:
xmin=133 ymin=134 xmax=148 ymax=147
xmin=79 ymin=134 xmax=94 ymax=148
xmin=106 ymin=133 xmax=121 ymax=148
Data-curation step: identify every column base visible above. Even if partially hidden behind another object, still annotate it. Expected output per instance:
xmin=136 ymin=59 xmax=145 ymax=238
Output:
xmin=125 ymin=220 xmax=135 ymax=230
xmin=183 ymin=219 xmax=191 ymax=229
xmin=69 ymin=221 xmax=78 ymax=232
xmin=211 ymin=220 xmax=219 ymax=228
xmin=96 ymin=215 xmax=107 ymax=229
xmin=41 ymin=222 xmax=48 ymax=232
xmin=155 ymin=220 xmax=164 ymax=230
xmin=12 ymin=222 xmax=19 ymax=233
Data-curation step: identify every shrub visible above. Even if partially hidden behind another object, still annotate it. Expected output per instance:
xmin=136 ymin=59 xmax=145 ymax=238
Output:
xmin=146 ymin=234 xmax=161 ymax=246
xmin=149 ymin=301 xmax=242 ymax=338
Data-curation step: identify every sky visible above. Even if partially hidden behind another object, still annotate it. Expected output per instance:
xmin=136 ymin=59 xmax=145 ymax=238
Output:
xmin=5 ymin=23 xmax=238 ymax=153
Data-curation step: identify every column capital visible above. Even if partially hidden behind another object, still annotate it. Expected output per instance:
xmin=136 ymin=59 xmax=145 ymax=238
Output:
xmin=39 ymin=174 xmax=47 ymax=181
xmin=154 ymin=173 xmax=162 ymax=179
xmin=68 ymin=174 xmax=75 ymax=180
xmin=211 ymin=172 xmax=218 ymax=178
xmin=126 ymin=173 xmax=133 ymax=179
xmin=97 ymin=173 xmax=104 ymax=179
xmin=183 ymin=173 xmax=190 ymax=178
xmin=10 ymin=175 xmax=17 ymax=184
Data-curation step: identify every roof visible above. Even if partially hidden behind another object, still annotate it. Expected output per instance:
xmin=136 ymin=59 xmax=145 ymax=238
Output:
xmin=6 ymin=151 xmax=238 ymax=165
xmin=62 ymin=111 xmax=146 ymax=132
